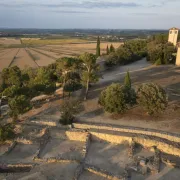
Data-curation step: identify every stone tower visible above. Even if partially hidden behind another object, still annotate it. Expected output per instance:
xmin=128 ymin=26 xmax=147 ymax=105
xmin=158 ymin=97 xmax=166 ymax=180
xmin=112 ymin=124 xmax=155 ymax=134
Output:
xmin=176 ymin=45 xmax=180 ymax=66
xmin=168 ymin=27 xmax=179 ymax=46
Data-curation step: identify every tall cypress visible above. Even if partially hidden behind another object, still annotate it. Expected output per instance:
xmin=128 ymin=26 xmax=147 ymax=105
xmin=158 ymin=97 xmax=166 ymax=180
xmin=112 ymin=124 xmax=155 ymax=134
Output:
xmin=106 ymin=45 xmax=110 ymax=55
xmin=124 ymin=71 xmax=131 ymax=88
xmin=96 ymin=36 xmax=101 ymax=57
xmin=110 ymin=44 xmax=115 ymax=53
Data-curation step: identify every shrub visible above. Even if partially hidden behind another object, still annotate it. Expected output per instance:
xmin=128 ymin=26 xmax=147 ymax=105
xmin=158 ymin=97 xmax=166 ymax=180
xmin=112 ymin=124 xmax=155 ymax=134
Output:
xmin=99 ymin=83 xmax=136 ymax=114
xmin=155 ymin=58 xmax=162 ymax=65
xmin=105 ymin=53 xmax=118 ymax=67
xmin=0 ymin=124 xmax=15 ymax=142
xmin=137 ymin=83 xmax=168 ymax=115
xmin=8 ymin=95 xmax=32 ymax=120
xmin=59 ymin=99 xmax=82 ymax=125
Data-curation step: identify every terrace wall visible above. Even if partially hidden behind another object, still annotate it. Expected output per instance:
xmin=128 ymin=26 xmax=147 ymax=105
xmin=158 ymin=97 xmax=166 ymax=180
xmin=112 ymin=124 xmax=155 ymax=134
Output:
xmin=73 ymin=123 xmax=180 ymax=143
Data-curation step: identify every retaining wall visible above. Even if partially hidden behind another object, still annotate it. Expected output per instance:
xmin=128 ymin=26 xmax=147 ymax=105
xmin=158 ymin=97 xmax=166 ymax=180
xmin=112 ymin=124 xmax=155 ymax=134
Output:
xmin=73 ymin=123 xmax=180 ymax=143
xmin=84 ymin=164 xmax=127 ymax=180
xmin=0 ymin=164 xmax=34 ymax=173
xmin=66 ymin=130 xmax=89 ymax=142
xmin=91 ymin=131 xmax=180 ymax=157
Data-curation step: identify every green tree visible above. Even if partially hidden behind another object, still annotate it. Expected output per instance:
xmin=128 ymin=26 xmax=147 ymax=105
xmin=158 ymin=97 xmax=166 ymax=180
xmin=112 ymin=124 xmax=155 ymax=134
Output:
xmin=63 ymin=72 xmax=82 ymax=97
xmin=56 ymin=57 xmax=80 ymax=97
xmin=96 ymin=36 xmax=101 ymax=57
xmin=110 ymin=44 xmax=115 ymax=53
xmin=8 ymin=95 xmax=32 ymax=120
xmin=79 ymin=53 xmax=99 ymax=100
xmin=59 ymin=99 xmax=82 ymax=125
xmin=32 ymin=67 xmax=56 ymax=95
xmin=106 ymin=45 xmax=110 ymax=55
xmin=99 ymin=84 xmax=136 ymax=114
xmin=124 ymin=71 xmax=131 ymax=88
xmin=0 ymin=124 xmax=15 ymax=142
xmin=137 ymin=83 xmax=168 ymax=115
xmin=116 ymin=46 xmax=132 ymax=64
xmin=105 ymin=53 xmax=118 ymax=67
xmin=2 ymin=66 xmax=22 ymax=88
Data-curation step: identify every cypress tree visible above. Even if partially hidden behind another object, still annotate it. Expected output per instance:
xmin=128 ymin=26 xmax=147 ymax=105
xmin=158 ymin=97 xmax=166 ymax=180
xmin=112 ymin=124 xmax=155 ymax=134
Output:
xmin=106 ymin=45 xmax=110 ymax=55
xmin=110 ymin=44 xmax=115 ymax=53
xmin=96 ymin=36 xmax=101 ymax=57
xmin=124 ymin=71 xmax=131 ymax=88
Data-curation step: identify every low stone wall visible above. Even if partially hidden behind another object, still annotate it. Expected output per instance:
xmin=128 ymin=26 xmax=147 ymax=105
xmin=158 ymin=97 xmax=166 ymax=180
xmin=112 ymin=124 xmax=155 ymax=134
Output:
xmin=30 ymin=120 xmax=57 ymax=127
xmin=90 ymin=131 xmax=180 ymax=157
xmin=73 ymin=163 xmax=84 ymax=180
xmin=35 ymin=128 xmax=51 ymax=159
xmin=84 ymin=164 xmax=127 ymax=180
xmin=82 ymin=133 xmax=91 ymax=158
xmin=66 ymin=130 xmax=89 ymax=142
xmin=0 ymin=164 xmax=34 ymax=173
xmin=73 ymin=123 xmax=180 ymax=143
xmin=15 ymin=137 xmax=33 ymax=144
xmin=91 ymin=131 xmax=132 ymax=144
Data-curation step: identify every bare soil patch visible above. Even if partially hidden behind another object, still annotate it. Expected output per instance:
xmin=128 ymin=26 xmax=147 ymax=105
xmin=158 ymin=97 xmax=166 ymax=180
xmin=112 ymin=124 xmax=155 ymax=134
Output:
xmin=0 ymin=143 xmax=39 ymax=163
xmin=1 ymin=162 xmax=79 ymax=180
xmin=86 ymin=141 xmax=131 ymax=176
xmin=39 ymin=139 xmax=84 ymax=161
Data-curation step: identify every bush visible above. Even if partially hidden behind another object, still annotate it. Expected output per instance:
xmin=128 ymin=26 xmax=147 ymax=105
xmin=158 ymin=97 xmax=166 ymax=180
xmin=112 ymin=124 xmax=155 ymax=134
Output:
xmin=8 ymin=95 xmax=32 ymax=120
xmin=59 ymin=99 xmax=82 ymax=125
xmin=99 ymin=83 xmax=136 ymax=114
xmin=0 ymin=124 xmax=15 ymax=142
xmin=105 ymin=53 xmax=118 ymax=67
xmin=137 ymin=83 xmax=168 ymax=115
xmin=155 ymin=58 xmax=162 ymax=65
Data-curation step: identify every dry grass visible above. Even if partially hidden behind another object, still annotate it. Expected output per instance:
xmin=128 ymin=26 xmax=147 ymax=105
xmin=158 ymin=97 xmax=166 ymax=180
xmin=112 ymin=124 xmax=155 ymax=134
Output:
xmin=21 ymin=38 xmax=92 ymax=45
xmin=10 ymin=48 xmax=38 ymax=69
xmin=0 ymin=38 xmax=21 ymax=45
xmin=0 ymin=38 xmax=123 ymax=72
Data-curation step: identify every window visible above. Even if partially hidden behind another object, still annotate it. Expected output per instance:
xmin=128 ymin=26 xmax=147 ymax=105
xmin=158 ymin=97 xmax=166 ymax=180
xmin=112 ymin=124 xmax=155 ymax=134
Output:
xmin=170 ymin=31 xmax=172 ymax=34
xmin=175 ymin=31 xmax=178 ymax=34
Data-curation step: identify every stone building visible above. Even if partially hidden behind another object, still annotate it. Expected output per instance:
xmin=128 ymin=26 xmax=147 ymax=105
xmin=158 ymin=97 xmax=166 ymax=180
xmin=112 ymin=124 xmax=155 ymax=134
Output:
xmin=168 ymin=27 xmax=180 ymax=66
xmin=168 ymin=27 xmax=179 ymax=46
xmin=176 ymin=45 xmax=180 ymax=66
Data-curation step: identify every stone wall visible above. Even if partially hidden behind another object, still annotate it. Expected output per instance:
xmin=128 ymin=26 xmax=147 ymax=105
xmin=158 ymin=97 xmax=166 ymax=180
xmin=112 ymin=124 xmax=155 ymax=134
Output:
xmin=73 ymin=123 xmax=180 ymax=143
xmin=90 ymin=131 xmax=180 ymax=157
xmin=66 ymin=130 xmax=89 ymax=142
xmin=0 ymin=164 xmax=34 ymax=173
xmin=84 ymin=164 xmax=127 ymax=180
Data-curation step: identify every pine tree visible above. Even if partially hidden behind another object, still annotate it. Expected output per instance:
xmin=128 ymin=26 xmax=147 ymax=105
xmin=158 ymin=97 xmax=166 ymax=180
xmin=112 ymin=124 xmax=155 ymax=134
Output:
xmin=110 ymin=44 xmax=115 ymax=53
xmin=124 ymin=71 xmax=131 ymax=88
xmin=106 ymin=45 xmax=110 ymax=55
xmin=96 ymin=36 xmax=101 ymax=57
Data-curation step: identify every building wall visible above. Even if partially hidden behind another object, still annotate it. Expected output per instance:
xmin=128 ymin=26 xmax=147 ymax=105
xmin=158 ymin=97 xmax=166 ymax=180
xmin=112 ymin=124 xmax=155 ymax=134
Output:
xmin=176 ymin=47 xmax=180 ymax=66
xmin=168 ymin=29 xmax=178 ymax=46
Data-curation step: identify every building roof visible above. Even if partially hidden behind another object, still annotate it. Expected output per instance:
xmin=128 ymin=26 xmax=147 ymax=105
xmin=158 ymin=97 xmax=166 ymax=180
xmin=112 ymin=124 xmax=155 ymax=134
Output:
xmin=169 ymin=27 xmax=179 ymax=30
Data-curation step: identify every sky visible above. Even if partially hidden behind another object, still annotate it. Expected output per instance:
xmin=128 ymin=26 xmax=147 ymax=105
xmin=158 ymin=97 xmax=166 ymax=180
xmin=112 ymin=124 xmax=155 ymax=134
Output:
xmin=0 ymin=0 xmax=180 ymax=29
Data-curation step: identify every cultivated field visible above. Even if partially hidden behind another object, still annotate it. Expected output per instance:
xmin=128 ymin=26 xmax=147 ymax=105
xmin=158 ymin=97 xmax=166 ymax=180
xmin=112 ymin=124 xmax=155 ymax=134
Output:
xmin=0 ymin=38 xmax=122 ymax=72
xmin=0 ymin=38 xmax=21 ymax=45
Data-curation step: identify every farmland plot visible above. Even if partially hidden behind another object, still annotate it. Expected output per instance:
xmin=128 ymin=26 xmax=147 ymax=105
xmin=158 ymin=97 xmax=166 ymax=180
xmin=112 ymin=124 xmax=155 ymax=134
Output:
xmin=28 ymin=49 xmax=55 ymax=66
xmin=0 ymin=38 xmax=21 ymax=45
xmin=0 ymin=48 xmax=19 ymax=71
xmin=31 ymin=47 xmax=59 ymax=59
xmin=10 ymin=48 xmax=38 ymax=69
